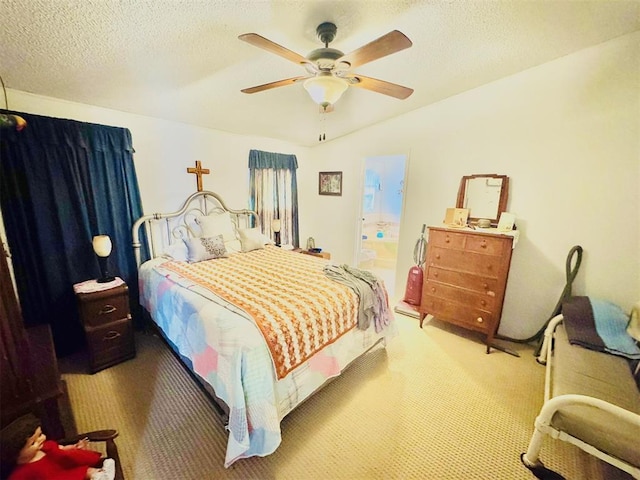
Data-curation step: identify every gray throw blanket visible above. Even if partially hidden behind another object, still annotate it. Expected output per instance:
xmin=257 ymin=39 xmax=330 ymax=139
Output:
xmin=323 ymin=264 xmax=392 ymax=332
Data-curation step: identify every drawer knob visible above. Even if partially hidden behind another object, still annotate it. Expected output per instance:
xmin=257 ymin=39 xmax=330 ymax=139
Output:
xmin=480 ymin=300 xmax=486 ymax=306
xmin=99 ymin=304 xmax=117 ymax=315
xmin=103 ymin=331 xmax=121 ymax=341
xmin=435 ymin=254 xmax=440 ymax=260
xmin=433 ymin=271 xmax=439 ymax=278
xmin=431 ymin=287 xmax=436 ymax=293
xmin=445 ymin=236 xmax=450 ymax=243
xmin=483 ymin=283 xmax=488 ymax=289
xmin=476 ymin=317 xmax=484 ymax=323
xmin=480 ymin=241 xmax=487 ymax=248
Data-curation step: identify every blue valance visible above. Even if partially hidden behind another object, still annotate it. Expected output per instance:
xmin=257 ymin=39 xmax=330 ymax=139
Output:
xmin=248 ymin=149 xmax=298 ymax=170
xmin=1 ymin=110 xmax=134 ymax=153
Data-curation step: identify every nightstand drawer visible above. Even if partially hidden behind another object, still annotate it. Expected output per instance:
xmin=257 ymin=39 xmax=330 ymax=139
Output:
xmin=77 ymin=285 xmax=129 ymax=327
xmin=85 ymin=316 xmax=135 ymax=373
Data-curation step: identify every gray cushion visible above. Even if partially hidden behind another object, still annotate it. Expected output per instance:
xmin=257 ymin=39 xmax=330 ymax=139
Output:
xmin=551 ymin=324 xmax=640 ymax=466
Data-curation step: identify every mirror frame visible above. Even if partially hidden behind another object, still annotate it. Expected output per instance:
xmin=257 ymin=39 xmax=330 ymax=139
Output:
xmin=456 ymin=174 xmax=509 ymax=226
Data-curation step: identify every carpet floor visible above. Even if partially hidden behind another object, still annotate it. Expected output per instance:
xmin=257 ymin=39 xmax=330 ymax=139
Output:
xmin=60 ymin=313 xmax=631 ymax=479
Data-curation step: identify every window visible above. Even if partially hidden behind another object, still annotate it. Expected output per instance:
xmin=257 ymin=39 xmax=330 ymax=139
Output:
xmin=248 ymin=150 xmax=299 ymax=247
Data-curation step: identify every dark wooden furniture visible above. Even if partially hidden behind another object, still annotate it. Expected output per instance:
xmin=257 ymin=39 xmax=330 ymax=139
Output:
xmin=0 ymin=416 xmax=125 ymax=480
xmin=293 ymin=247 xmax=331 ymax=259
xmin=301 ymin=250 xmax=331 ymax=260
xmin=0 ymin=247 xmax=66 ymax=440
xmin=419 ymin=226 xmax=514 ymax=352
xmin=75 ymin=283 xmax=135 ymax=373
xmin=61 ymin=428 xmax=125 ymax=480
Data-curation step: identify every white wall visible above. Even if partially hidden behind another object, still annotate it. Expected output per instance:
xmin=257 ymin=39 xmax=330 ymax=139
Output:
xmin=302 ymin=32 xmax=640 ymax=339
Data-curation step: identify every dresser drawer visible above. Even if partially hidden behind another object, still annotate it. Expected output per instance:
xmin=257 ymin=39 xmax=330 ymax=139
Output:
xmin=428 ymin=229 xmax=466 ymax=250
xmin=429 ymin=246 xmax=502 ymax=278
xmin=427 ymin=267 xmax=500 ymax=295
xmin=464 ymin=234 xmax=511 ymax=256
xmin=423 ymin=280 xmax=496 ymax=312
xmin=85 ymin=316 xmax=135 ymax=373
xmin=420 ymin=296 xmax=495 ymax=334
xmin=77 ymin=286 xmax=129 ymax=327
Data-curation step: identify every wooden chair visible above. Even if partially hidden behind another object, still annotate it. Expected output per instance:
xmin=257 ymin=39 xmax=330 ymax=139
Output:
xmin=59 ymin=429 xmax=125 ymax=480
xmin=0 ymin=415 xmax=124 ymax=480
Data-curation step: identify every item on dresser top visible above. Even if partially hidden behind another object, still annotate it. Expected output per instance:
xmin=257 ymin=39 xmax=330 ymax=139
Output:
xmin=497 ymin=212 xmax=516 ymax=232
xmin=443 ymin=207 xmax=469 ymax=227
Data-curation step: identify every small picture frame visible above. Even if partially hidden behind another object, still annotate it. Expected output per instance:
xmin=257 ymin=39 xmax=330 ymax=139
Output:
xmin=497 ymin=212 xmax=516 ymax=231
xmin=319 ymin=171 xmax=342 ymax=196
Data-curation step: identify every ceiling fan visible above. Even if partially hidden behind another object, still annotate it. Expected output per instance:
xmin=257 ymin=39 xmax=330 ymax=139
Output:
xmin=238 ymin=22 xmax=414 ymax=110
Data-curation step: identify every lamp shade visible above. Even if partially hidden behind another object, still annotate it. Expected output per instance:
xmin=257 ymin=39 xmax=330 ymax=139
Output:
xmin=303 ymin=74 xmax=348 ymax=108
xmin=271 ymin=219 xmax=281 ymax=233
xmin=92 ymin=235 xmax=112 ymax=257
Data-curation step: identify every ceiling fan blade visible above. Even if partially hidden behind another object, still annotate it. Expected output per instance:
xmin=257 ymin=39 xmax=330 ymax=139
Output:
xmin=346 ymin=74 xmax=414 ymax=100
xmin=241 ymin=76 xmax=309 ymax=94
xmin=239 ymin=33 xmax=308 ymax=65
xmin=338 ymin=30 xmax=412 ymax=69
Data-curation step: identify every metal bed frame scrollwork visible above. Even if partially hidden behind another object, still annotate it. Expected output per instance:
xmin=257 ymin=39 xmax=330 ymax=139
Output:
xmin=132 ymin=191 xmax=258 ymax=267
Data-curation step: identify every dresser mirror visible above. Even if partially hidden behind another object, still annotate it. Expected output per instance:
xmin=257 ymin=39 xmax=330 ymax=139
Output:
xmin=456 ymin=174 xmax=509 ymax=226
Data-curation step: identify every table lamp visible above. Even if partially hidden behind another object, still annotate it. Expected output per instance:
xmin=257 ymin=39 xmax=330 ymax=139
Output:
xmin=272 ymin=219 xmax=281 ymax=247
xmin=93 ymin=235 xmax=116 ymax=283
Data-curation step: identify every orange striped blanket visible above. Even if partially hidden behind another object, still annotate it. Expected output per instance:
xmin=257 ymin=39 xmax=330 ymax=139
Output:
xmin=162 ymin=246 xmax=359 ymax=379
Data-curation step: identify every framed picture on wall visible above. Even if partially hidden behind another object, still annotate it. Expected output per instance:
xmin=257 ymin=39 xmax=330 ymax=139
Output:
xmin=319 ymin=171 xmax=342 ymax=196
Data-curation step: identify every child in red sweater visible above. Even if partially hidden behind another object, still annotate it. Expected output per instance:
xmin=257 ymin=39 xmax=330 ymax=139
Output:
xmin=0 ymin=414 xmax=115 ymax=480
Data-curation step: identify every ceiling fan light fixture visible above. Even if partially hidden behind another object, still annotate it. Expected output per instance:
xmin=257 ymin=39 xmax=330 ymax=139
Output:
xmin=303 ymin=74 xmax=348 ymax=108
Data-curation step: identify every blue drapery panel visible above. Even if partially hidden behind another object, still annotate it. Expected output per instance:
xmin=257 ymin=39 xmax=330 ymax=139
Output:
xmin=0 ymin=111 xmax=145 ymax=356
xmin=248 ymin=149 xmax=299 ymax=247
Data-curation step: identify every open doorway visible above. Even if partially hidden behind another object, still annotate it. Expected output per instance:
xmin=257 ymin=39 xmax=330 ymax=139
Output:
xmin=356 ymin=154 xmax=407 ymax=297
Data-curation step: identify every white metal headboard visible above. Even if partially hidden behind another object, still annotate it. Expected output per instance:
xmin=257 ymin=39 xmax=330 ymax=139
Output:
xmin=132 ymin=191 xmax=258 ymax=267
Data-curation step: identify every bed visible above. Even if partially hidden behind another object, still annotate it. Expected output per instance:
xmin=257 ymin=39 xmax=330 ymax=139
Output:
xmin=131 ymin=191 xmax=396 ymax=467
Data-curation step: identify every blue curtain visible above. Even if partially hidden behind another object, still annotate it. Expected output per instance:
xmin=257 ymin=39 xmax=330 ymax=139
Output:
xmin=0 ymin=111 xmax=145 ymax=356
xmin=248 ymin=149 xmax=299 ymax=247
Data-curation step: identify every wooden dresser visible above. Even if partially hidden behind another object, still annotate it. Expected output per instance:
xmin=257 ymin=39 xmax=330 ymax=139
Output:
xmin=419 ymin=226 xmax=515 ymax=352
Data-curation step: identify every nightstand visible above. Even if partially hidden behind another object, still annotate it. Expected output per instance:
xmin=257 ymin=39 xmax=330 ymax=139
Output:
xmin=300 ymin=249 xmax=331 ymax=260
xmin=74 ymin=279 xmax=135 ymax=373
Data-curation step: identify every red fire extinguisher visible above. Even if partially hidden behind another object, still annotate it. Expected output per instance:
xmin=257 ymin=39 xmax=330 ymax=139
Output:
xmin=403 ymin=224 xmax=427 ymax=306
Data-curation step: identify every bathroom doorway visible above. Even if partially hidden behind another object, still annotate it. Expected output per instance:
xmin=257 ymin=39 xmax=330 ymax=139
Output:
xmin=357 ymin=154 xmax=407 ymax=297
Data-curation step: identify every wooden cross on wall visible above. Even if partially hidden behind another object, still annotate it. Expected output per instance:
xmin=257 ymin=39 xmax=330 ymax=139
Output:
xmin=187 ymin=160 xmax=210 ymax=192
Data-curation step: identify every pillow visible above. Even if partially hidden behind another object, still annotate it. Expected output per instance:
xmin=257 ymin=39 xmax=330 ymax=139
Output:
xmin=224 ymin=238 xmax=243 ymax=254
xmin=237 ymin=227 xmax=266 ymax=252
xmin=184 ymin=235 xmax=228 ymax=263
xmin=198 ymin=212 xmax=237 ymax=243
xmin=161 ymin=241 xmax=189 ymax=262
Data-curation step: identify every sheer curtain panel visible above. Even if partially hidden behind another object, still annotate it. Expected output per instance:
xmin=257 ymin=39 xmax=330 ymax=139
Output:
xmin=248 ymin=149 xmax=299 ymax=247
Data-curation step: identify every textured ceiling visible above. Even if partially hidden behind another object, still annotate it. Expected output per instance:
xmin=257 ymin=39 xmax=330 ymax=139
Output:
xmin=1 ymin=1 xmax=638 ymax=147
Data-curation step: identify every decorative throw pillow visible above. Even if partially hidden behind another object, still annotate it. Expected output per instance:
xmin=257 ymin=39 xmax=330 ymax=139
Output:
xmin=237 ymin=227 xmax=266 ymax=253
xmin=198 ymin=212 xmax=237 ymax=243
xmin=184 ymin=234 xmax=228 ymax=263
